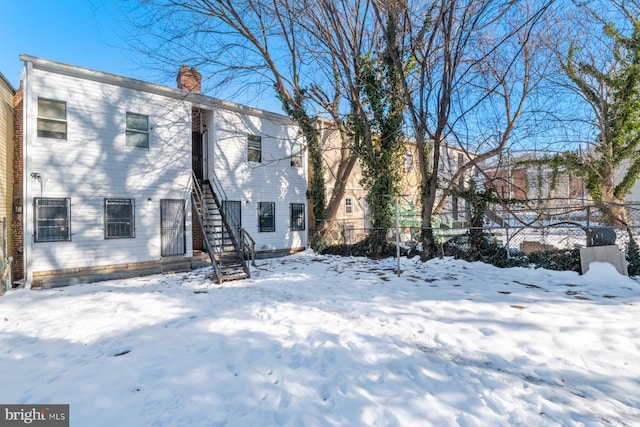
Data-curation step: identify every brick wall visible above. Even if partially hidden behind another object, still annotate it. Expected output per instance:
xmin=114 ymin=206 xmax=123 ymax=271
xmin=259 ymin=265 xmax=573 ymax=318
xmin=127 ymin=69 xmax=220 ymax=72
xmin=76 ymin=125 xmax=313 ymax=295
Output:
xmin=177 ymin=67 xmax=204 ymax=251
xmin=11 ymin=84 xmax=23 ymax=281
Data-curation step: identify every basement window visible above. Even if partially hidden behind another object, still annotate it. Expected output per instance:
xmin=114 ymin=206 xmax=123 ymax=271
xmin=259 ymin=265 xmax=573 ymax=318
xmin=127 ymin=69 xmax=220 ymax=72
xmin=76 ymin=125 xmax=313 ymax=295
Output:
xmin=104 ymin=198 xmax=135 ymax=239
xmin=34 ymin=198 xmax=71 ymax=242
xmin=126 ymin=112 xmax=149 ymax=148
xmin=37 ymin=98 xmax=67 ymax=139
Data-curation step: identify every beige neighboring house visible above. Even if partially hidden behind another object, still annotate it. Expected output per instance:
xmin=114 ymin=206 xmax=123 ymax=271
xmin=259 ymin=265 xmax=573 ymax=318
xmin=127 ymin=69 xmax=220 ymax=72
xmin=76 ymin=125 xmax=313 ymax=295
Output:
xmin=311 ymin=120 xmax=475 ymax=244
xmin=312 ymin=119 xmax=369 ymax=242
xmin=399 ymin=141 xmax=476 ymax=228
xmin=0 ymin=72 xmax=15 ymax=292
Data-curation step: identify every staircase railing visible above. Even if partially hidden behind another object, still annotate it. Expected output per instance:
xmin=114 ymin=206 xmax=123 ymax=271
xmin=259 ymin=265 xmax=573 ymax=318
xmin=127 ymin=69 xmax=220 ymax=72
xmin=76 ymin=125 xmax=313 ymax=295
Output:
xmin=191 ymin=171 xmax=223 ymax=283
xmin=241 ymin=228 xmax=256 ymax=267
xmin=209 ymin=171 xmax=256 ymax=271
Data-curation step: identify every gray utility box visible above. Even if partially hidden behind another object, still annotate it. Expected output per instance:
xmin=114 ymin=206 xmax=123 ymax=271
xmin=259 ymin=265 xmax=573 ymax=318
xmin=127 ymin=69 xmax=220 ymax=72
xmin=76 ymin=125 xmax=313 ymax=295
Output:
xmin=580 ymin=228 xmax=627 ymax=275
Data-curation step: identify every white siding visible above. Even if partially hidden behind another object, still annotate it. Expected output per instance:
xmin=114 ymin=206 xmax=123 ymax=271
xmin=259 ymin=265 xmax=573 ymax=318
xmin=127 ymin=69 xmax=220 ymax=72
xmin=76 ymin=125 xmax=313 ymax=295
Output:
xmin=209 ymin=109 xmax=307 ymax=251
xmin=25 ymin=67 xmax=193 ymax=274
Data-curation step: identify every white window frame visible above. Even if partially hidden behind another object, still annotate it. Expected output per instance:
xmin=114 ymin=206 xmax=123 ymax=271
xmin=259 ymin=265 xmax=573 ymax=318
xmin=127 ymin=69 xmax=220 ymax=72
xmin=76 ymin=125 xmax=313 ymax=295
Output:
xmin=248 ymin=135 xmax=262 ymax=163
xmin=126 ymin=112 xmax=150 ymax=148
xmin=291 ymin=142 xmax=303 ymax=168
xmin=37 ymin=98 xmax=67 ymax=140
xmin=404 ymin=152 xmax=414 ymax=172
xmin=345 ymin=197 xmax=353 ymax=215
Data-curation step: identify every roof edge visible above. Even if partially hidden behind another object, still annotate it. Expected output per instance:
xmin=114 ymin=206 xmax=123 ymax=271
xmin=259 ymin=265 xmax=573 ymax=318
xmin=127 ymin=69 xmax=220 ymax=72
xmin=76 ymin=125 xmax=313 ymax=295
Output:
xmin=0 ymin=71 xmax=15 ymax=93
xmin=19 ymin=55 xmax=293 ymax=124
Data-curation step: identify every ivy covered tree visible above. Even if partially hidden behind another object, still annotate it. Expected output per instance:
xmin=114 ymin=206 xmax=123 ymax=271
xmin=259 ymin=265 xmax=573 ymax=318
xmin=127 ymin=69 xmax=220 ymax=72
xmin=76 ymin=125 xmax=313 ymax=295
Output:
xmin=549 ymin=3 xmax=640 ymax=225
xmin=353 ymin=38 xmax=406 ymax=257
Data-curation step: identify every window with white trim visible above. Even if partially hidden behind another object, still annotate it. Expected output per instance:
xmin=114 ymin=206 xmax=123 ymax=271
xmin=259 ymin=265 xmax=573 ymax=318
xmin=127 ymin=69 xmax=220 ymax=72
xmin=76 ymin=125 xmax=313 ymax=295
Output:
xmin=37 ymin=98 xmax=67 ymax=139
xmin=248 ymin=135 xmax=262 ymax=163
xmin=259 ymin=202 xmax=275 ymax=232
xmin=291 ymin=142 xmax=303 ymax=168
xmin=404 ymin=152 xmax=414 ymax=172
xmin=126 ymin=112 xmax=149 ymax=148
xmin=104 ymin=198 xmax=135 ymax=239
xmin=34 ymin=198 xmax=71 ymax=242
xmin=345 ymin=197 xmax=353 ymax=215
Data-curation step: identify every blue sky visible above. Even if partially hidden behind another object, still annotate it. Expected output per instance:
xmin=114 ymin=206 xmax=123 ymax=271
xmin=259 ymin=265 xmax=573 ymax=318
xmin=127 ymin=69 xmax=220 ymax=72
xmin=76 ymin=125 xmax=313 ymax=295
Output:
xmin=1 ymin=1 xmax=136 ymax=88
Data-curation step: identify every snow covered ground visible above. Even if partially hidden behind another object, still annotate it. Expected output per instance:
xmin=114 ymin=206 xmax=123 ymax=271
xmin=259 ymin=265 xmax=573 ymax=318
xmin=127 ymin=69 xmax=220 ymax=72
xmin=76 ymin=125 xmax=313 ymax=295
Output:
xmin=1 ymin=251 xmax=639 ymax=426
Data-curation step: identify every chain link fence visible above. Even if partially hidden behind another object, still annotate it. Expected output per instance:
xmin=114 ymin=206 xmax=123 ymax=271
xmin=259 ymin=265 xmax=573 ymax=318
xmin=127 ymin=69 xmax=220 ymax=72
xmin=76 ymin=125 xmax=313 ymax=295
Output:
xmin=316 ymin=201 xmax=640 ymax=258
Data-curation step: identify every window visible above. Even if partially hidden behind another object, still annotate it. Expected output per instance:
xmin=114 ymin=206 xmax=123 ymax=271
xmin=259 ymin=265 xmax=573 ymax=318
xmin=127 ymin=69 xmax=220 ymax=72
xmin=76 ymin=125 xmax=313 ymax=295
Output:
xmin=291 ymin=142 xmax=303 ymax=168
xmin=404 ymin=152 xmax=414 ymax=172
xmin=345 ymin=197 xmax=353 ymax=215
xmin=290 ymin=203 xmax=305 ymax=231
xmin=104 ymin=199 xmax=135 ymax=239
xmin=126 ymin=112 xmax=149 ymax=148
xmin=248 ymin=135 xmax=262 ymax=163
xmin=37 ymin=98 xmax=67 ymax=139
xmin=34 ymin=198 xmax=71 ymax=242
xmin=258 ymin=202 xmax=275 ymax=232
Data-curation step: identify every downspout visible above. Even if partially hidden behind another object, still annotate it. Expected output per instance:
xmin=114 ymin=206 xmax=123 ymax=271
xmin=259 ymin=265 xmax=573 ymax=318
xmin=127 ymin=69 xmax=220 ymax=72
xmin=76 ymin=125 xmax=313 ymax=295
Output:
xmin=22 ymin=60 xmax=32 ymax=289
xmin=211 ymin=109 xmax=216 ymax=180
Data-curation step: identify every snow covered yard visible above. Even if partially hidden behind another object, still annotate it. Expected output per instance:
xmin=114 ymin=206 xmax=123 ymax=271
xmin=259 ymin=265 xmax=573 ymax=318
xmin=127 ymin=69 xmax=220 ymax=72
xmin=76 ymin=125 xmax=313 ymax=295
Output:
xmin=1 ymin=251 xmax=639 ymax=426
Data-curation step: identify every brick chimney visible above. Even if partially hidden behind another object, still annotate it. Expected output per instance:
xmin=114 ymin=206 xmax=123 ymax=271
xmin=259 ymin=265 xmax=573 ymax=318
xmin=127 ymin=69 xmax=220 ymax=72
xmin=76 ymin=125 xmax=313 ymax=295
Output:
xmin=177 ymin=65 xmax=202 ymax=94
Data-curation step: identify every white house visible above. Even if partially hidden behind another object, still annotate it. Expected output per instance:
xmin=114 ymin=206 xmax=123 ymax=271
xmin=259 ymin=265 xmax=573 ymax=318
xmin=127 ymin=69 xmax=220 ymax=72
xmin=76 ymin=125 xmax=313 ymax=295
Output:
xmin=17 ymin=56 xmax=307 ymax=288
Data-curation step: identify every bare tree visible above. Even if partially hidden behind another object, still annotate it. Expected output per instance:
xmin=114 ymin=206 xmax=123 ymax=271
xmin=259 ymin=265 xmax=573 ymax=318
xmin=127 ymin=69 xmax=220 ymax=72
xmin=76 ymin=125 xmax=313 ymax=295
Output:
xmin=374 ymin=0 xmax=553 ymax=258
xmin=128 ymin=0 xmax=378 ymax=244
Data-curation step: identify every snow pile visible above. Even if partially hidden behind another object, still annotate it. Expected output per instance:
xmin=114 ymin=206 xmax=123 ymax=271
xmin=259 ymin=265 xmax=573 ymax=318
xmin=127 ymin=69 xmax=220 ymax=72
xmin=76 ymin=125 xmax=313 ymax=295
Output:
xmin=1 ymin=252 xmax=638 ymax=426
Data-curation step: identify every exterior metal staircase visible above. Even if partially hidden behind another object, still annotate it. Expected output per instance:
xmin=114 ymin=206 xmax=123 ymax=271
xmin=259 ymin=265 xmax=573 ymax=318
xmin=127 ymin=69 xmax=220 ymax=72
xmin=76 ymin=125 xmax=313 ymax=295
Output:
xmin=191 ymin=171 xmax=255 ymax=283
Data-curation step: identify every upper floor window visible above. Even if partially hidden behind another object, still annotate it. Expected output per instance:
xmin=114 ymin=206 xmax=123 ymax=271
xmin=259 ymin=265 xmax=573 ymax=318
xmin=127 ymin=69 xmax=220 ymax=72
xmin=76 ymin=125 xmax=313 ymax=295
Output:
xmin=290 ymin=203 xmax=305 ymax=231
xmin=345 ymin=197 xmax=353 ymax=215
xmin=37 ymin=98 xmax=67 ymax=139
xmin=404 ymin=152 xmax=414 ymax=172
xmin=34 ymin=198 xmax=71 ymax=242
xmin=248 ymin=135 xmax=262 ymax=163
xmin=105 ymin=198 xmax=135 ymax=239
xmin=291 ymin=142 xmax=303 ymax=168
xmin=126 ymin=112 xmax=149 ymax=148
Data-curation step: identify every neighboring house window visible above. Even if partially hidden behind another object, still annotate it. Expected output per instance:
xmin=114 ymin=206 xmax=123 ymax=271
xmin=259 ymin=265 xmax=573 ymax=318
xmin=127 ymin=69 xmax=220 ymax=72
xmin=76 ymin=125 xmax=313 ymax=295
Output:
xmin=258 ymin=202 xmax=275 ymax=232
xmin=104 ymin=198 xmax=135 ymax=239
xmin=290 ymin=203 xmax=305 ymax=231
xmin=126 ymin=112 xmax=149 ymax=148
xmin=37 ymin=98 xmax=67 ymax=139
xmin=248 ymin=135 xmax=262 ymax=163
xmin=34 ymin=198 xmax=71 ymax=242
xmin=404 ymin=152 xmax=414 ymax=172
xmin=291 ymin=142 xmax=303 ymax=168
xmin=345 ymin=197 xmax=353 ymax=215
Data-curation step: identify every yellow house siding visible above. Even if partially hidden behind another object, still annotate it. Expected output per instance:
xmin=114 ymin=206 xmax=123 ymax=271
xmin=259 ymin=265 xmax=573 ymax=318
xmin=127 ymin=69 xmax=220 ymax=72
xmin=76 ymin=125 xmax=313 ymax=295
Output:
xmin=0 ymin=74 xmax=14 ymax=260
